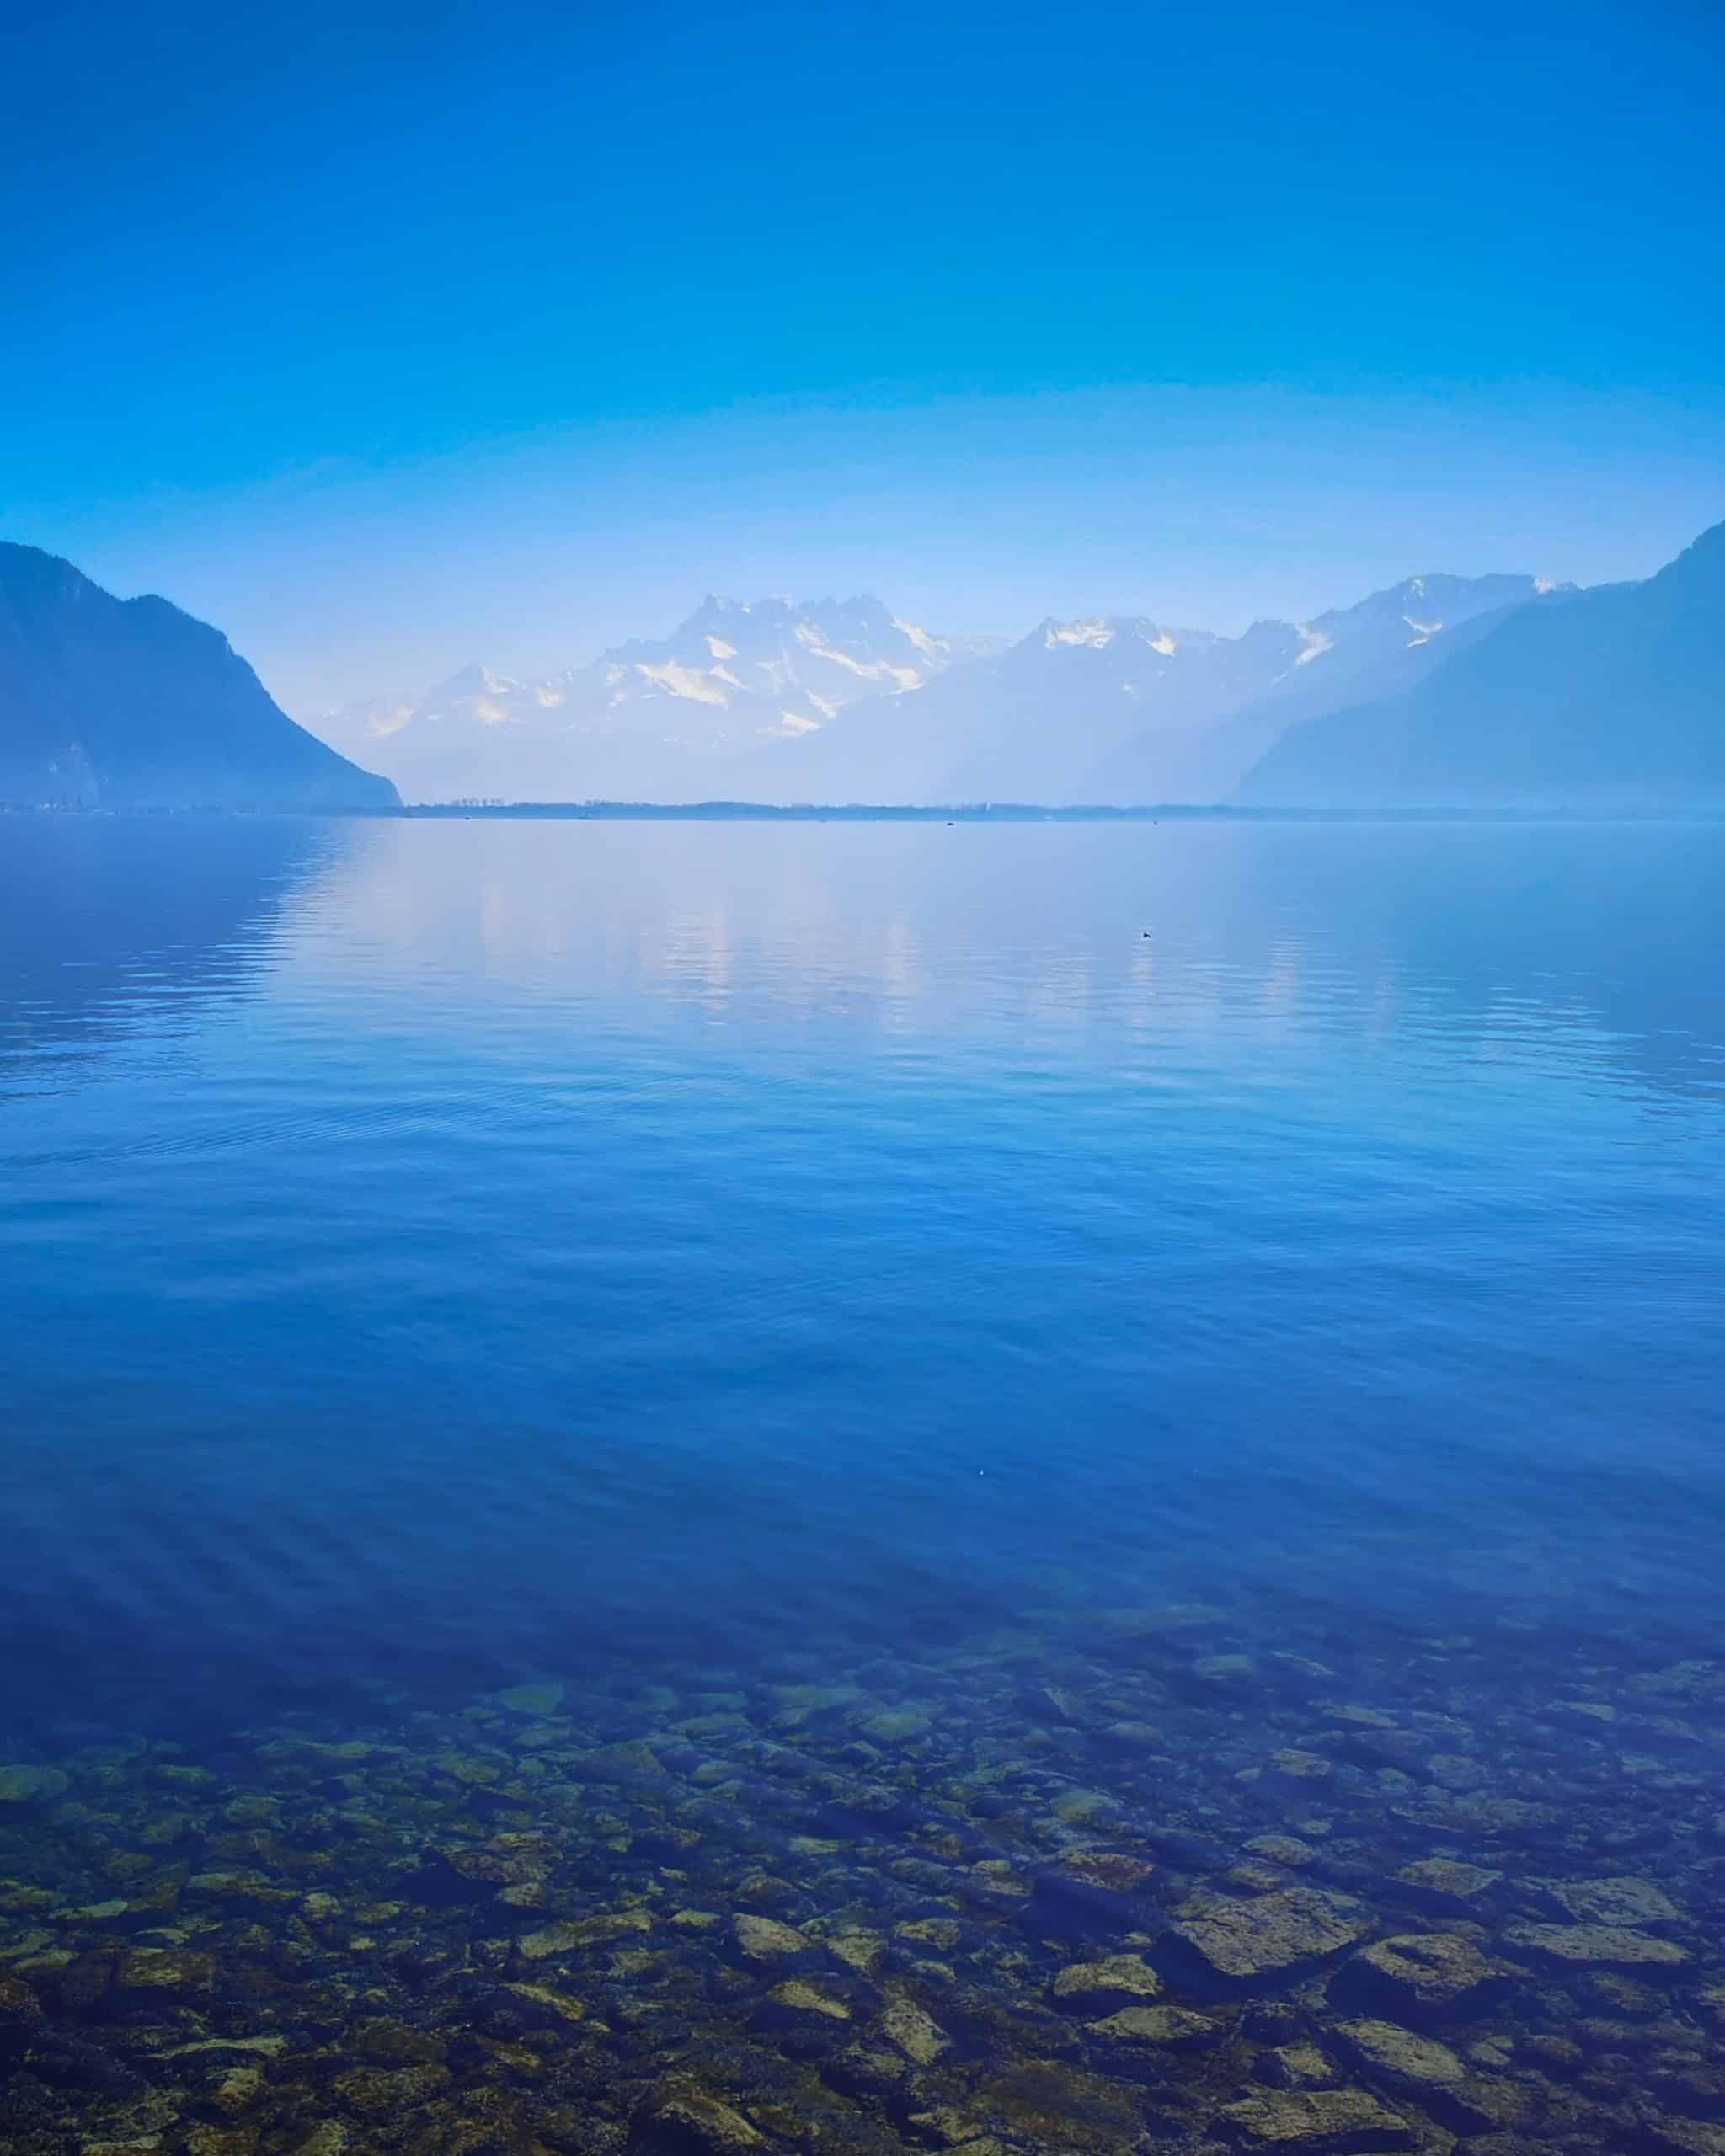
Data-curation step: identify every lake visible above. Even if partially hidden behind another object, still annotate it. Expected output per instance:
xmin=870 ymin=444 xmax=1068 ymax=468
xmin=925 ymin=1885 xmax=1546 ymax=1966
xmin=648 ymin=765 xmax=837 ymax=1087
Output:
xmin=3 ymin=814 xmax=1723 ymax=2153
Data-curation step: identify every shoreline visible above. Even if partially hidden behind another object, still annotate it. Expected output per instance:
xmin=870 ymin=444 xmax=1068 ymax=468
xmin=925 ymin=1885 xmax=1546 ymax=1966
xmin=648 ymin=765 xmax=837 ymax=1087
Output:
xmin=5 ymin=802 xmax=1724 ymax=825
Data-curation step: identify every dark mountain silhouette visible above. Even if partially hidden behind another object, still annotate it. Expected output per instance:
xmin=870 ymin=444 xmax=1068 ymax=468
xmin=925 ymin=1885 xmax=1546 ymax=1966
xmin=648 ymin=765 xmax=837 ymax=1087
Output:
xmin=1236 ymin=521 xmax=1725 ymax=810
xmin=0 ymin=544 xmax=398 ymax=809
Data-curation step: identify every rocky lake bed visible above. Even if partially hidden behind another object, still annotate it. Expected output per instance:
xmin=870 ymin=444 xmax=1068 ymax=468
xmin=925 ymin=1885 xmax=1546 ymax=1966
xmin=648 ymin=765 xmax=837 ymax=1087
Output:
xmin=3 ymin=1598 xmax=1723 ymax=2156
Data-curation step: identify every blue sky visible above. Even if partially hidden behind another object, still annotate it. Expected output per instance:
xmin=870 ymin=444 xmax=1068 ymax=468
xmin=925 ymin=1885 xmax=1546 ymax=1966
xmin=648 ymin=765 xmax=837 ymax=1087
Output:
xmin=4 ymin=0 xmax=1722 ymax=710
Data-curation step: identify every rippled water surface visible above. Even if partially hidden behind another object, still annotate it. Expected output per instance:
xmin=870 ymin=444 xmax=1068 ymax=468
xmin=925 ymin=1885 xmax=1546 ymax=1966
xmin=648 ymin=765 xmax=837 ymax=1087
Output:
xmin=3 ymin=814 xmax=1724 ymax=2154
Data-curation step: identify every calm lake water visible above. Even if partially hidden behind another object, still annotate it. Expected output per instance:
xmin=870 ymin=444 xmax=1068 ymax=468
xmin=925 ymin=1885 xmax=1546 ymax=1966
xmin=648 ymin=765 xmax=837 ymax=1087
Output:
xmin=3 ymin=814 xmax=1724 ymax=2153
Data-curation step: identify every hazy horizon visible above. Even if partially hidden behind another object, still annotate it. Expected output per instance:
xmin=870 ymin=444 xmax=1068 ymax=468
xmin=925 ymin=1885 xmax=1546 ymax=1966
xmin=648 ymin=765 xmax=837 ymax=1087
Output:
xmin=13 ymin=391 xmax=1723 ymax=723
xmin=5 ymin=0 xmax=1721 ymax=712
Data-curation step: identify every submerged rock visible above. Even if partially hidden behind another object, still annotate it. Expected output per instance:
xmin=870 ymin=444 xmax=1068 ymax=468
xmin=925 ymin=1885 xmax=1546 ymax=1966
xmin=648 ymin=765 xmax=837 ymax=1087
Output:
xmin=631 ymin=2079 xmax=775 ymax=2153
xmin=1393 ymin=1858 xmax=1501 ymax=1911
xmin=825 ymin=2040 xmax=911 ymax=2100
xmin=1502 ymin=1921 xmax=1689 ymax=1969
xmin=0 ymin=1765 xmax=68 ymax=1805
xmin=1050 ymin=1951 xmax=1164 ymax=2008
xmin=499 ymin=1978 xmax=587 ymax=2025
xmin=879 ymin=1997 xmax=950 ymax=2064
xmin=1168 ymin=1886 xmax=1371 ymax=1985
xmin=1221 ymin=2086 xmax=1415 ymax=2148
xmin=973 ymin=2057 xmax=1151 ymax=2152
xmin=519 ymin=1909 xmax=654 ymax=1958
xmin=496 ymin=1683 xmax=566 ymax=1716
xmin=1330 ymin=2015 xmax=1522 ymax=2131
xmin=6 ymin=1581 xmax=1723 ymax=2153
xmin=1253 ymin=2041 xmax=1339 ymax=2089
xmin=115 ymin=1947 xmax=218 ymax=1993
xmin=1541 ymin=1876 xmax=1682 ymax=1926
xmin=766 ymin=1978 xmax=851 ymax=2021
xmin=1086 ymin=2004 xmax=1223 ymax=2049
xmin=733 ymin=1914 xmax=816 ymax=1963
xmin=1332 ymin=2016 xmax=1468 ymax=2087
xmin=1329 ymin=1931 xmax=1503 ymax=2022
xmin=857 ymin=1710 xmax=932 ymax=1742
xmin=1644 ymin=2121 xmax=1725 ymax=2156
xmin=580 ymin=1740 xmax=671 ymax=1790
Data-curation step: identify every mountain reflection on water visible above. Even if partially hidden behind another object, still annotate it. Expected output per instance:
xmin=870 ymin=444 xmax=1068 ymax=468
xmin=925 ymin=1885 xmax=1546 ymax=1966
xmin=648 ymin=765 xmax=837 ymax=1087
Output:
xmin=1 ymin=815 xmax=1722 ymax=2156
xmin=0 ymin=813 xmax=350 ymax=1083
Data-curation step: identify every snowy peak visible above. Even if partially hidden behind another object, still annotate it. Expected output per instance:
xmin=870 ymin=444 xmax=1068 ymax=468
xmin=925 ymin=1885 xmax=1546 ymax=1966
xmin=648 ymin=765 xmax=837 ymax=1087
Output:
xmin=751 ymin=609 xmax=1322 ymax=808
xmin=1043 ymin=617 xmax=1117 ymax=649
xmin=1038 ymin=617 xmax=1215 ymax=656
xmin=312 ymin=595 xmax=971 ymax=803
xmin=1308 ymin=571 xmax=1552 ymax=653
xmin=334 ymin=664 xmax=544 ymax=744
xmin=599 ymin=592 xmax=959 ymax=732
xmin=306 ymin=561 xmax=1583 ymax=808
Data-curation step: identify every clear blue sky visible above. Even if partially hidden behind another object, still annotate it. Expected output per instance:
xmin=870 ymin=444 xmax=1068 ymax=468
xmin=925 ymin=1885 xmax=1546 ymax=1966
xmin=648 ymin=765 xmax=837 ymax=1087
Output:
xmin=4 ymin=0 xmax=1721 ymax=710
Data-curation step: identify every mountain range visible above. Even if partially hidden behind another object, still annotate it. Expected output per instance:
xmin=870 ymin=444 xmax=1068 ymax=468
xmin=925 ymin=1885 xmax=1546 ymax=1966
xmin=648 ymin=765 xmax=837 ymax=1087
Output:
xmin=2 ymin=523 xmax=1720 ymax=813
xmin=1237 ymin=520 xmax=1725 ymax=810
xmin=318 ymin=567 xmax=1573 ymax=808
xmin=0 ymin=545 xmax=396 ymax=810
xmin=740 ymin=572 xmax=1550 ymax=807
xmin=318 ymin=597 xmax=1001 ymax=805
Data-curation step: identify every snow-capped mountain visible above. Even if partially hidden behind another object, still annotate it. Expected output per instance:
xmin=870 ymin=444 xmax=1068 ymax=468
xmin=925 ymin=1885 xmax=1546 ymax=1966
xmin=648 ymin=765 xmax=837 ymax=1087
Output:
xmin=314 ymin=597 xmax=994 ymax=803
xmin=311 ymin=569 xmax=1561 ymax=806
xmin=747 ymin=571 xmax=1551 ymax=804
xmin=739 ymin=616 xmax=1308 ymax=803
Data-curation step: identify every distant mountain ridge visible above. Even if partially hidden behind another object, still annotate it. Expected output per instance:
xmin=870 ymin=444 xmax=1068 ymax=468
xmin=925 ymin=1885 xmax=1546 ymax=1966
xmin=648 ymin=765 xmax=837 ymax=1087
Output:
xmin=319 ymin=595 xmax=1000 ymax=804
xmin=1236 ymin=520 xmax=1725 ymax=810
xmin=0 ymin=545 xmax=397 ymax=810
xmin=1097 ymin=573 xmax=1551 ymax=807
xmin=13 ymin=524 xmax=1720 ymax=815
xmin=741 ymin=613 xmax=1304 ymax=805
xmin=324 ymin=567 xmax=1556 ymax=806
xmin=756 ymin=571 xmax=1547 ymax=806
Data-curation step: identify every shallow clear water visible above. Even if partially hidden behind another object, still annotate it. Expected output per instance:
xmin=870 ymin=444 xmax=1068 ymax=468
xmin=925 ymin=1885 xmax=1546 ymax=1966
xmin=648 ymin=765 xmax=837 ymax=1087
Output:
xmin=3 ymin=814 xmax=1724 ymax=2153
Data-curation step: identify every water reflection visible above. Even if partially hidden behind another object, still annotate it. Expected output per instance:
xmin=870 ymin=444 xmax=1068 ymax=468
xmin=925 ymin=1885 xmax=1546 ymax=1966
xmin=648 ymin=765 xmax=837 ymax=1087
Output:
xmin=285 ymin=817 xmax=1725 ymax=1103
xmin=0 ymin=813 xmax=360 ymax=1087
